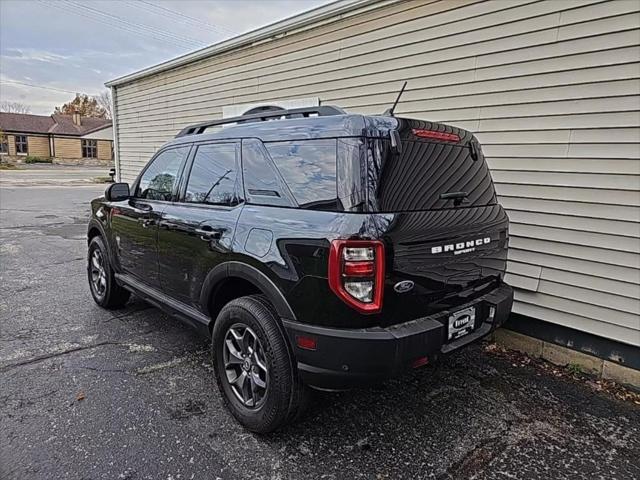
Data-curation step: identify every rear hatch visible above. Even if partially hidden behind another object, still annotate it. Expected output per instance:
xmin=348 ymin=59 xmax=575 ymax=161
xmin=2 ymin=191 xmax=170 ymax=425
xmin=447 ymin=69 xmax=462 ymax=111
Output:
xmin=364 ymin=117 xmax=509 ymax=326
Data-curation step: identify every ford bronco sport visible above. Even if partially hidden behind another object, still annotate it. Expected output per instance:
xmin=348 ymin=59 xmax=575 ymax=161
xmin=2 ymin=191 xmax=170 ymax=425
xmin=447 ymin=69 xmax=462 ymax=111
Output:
xmin=87 ymin=106 xmax=513 ymax=433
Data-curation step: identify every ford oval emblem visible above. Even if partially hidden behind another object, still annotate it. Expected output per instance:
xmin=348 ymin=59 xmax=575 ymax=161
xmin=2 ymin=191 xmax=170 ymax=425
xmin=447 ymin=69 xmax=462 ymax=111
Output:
xmin=394 ymin=280 xmax=414 ymax=293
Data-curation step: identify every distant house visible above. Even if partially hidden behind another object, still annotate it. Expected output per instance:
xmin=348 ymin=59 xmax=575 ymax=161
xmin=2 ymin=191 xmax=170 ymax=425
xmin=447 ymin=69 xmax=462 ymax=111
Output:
xmin=0 ymin=112 xmax=113 ymax=164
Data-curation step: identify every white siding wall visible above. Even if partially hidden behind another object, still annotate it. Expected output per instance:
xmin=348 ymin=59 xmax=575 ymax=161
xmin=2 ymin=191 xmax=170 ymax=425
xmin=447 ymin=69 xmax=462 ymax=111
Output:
xmin=113 ymin=0 xmax=640 ymax=347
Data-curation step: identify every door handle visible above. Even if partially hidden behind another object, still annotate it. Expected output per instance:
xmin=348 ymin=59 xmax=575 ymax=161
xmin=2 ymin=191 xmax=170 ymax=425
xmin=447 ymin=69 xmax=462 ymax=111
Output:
xmin=132 ymin=202 xmax=153 ymax=213
xmin=195 ymin=226 xmax=224 ymax=241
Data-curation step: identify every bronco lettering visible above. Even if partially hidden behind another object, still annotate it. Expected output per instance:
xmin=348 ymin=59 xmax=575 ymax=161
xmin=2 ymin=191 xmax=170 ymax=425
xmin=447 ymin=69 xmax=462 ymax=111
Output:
xmin=431 ymin=237 xmax=490 ymax=255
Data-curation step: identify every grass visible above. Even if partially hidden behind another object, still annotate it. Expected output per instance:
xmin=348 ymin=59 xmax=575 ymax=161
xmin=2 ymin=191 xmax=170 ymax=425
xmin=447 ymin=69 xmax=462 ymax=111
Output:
xmin=92 ymin=176 xmax=114 ymax=183
xmin=567 ymin=363 xmax=585 ymax=375
xmin=24 ymin=156 xmax=53 ymax=164
xmin=92 ymin=176 xmax=113 ymax=183
xmin=0 ymin=163 xmax=18 ymax=170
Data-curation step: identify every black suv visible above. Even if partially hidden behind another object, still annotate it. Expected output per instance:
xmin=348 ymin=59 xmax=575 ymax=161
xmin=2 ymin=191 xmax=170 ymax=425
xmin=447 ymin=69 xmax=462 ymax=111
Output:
xmin=87 ymin=106 xmax=513 ymax=433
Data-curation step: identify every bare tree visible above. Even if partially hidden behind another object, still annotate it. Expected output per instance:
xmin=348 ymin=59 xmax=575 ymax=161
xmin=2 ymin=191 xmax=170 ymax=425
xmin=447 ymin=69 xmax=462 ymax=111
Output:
xmin=96 ymin=90 xmax=112 ymax=119
xmin=0 ymin=101 xmax=31 ymax=114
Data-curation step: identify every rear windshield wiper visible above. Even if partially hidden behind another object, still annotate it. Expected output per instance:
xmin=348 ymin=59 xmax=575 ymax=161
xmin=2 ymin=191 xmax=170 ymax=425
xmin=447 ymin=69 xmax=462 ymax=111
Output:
xmin=440 ymin=191 xmax=468 ymax=206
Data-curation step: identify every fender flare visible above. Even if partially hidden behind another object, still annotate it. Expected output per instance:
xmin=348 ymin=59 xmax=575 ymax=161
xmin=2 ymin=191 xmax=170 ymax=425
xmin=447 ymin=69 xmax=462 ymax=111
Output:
xmin=200 ymin=261 xmax=297 ymax=322
xmin=87 ymin=218 xmax=107 ymax=243
xmin=87 ymin=217 xmax=120 ymax=273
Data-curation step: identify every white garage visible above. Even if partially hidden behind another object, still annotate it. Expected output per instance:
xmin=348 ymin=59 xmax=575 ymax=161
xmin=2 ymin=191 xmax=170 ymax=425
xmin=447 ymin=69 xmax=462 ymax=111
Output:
xmin=106 ymin=0 xmax=640 ymax=373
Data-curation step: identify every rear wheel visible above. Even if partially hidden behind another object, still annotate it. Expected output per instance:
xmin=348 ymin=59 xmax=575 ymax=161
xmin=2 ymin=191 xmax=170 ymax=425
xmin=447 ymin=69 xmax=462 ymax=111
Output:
xmin=212 ymin=295 xmax=306 ymax=433
xmin=87 ymin=236 xmax=130 ymax=309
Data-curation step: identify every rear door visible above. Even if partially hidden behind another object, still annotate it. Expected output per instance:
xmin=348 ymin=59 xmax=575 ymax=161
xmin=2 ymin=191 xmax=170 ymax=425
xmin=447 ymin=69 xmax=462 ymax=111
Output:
xmin=365 ymin=120 xmax=509 ymax=325
xmin=157 ymin=141 xmax=243 ymax=307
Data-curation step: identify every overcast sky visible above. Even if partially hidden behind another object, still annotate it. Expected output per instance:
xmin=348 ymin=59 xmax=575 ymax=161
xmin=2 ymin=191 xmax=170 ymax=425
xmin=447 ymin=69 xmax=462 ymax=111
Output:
xmin=0 ymin=0 xmax=330 ymax=115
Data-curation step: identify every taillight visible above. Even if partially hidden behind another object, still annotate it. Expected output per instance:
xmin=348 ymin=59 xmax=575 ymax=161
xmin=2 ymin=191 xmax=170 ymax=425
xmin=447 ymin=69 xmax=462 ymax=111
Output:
xmin=412 ymin=129 xmax=460 ymax=142
xmin=328 ymin=240 xmax=385 ymax=314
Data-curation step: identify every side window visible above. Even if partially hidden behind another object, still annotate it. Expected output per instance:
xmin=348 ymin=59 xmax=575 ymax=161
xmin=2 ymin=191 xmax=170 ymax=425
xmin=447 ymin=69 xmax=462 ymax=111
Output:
xmin=0 ymin=135 xmax=8 ymax=154
xmin=264 ymin=139 xmax=337 ymax=210
xmin=185 ymin=143 xmax=240 ymax=206
xmin=82 ymin=139 xmax=97 ymax=158
xmin=242 ymin=139 xmax=293 ymax=207
xmin=15 ymin=135 xmax=28 ymax=154
xmin=136 ymin=147 xmax=189 ymax=201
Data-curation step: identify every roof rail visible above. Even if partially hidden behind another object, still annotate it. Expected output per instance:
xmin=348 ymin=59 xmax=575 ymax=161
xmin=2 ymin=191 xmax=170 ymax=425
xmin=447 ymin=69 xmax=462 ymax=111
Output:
xmin=175 ymin=105 xmax=346 ymax=138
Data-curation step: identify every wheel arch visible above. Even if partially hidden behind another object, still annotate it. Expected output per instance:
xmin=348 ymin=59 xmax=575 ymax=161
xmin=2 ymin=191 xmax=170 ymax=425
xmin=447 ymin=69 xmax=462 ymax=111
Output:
xmin=87 ymin=218 xmax=106 ymax=244
xmin=201 ymin=262 xmax=297 ymax=329
xmin=87 ymin=218 xmax=120 ymax=274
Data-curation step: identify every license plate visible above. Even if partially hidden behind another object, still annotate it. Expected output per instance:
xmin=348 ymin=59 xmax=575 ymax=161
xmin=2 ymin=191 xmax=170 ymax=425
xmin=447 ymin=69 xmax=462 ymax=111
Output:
xmin=448 ymin=306 xmax=476 ymax=341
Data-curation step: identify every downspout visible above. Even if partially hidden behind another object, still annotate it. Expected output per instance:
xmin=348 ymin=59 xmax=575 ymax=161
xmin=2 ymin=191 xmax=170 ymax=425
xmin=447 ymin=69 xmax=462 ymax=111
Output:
xmin=49 ymin=134 xmax=55 ymax=158
xmin=110 ymin=85 xmax=120 ymax=182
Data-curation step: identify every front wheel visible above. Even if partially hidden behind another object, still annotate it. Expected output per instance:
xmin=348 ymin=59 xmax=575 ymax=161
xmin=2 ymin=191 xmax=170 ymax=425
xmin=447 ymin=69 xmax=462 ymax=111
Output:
xmin=212 ymin=295 xmax=306 ymax=433
xmin=87 ymin=236 xmax=130 ymax=309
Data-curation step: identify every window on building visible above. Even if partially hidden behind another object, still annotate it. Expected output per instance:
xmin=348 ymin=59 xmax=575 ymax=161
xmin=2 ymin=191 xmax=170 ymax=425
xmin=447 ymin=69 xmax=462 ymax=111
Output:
xmin=264 ymin=139 xmax=337 ymax=210
xmin=0 ymin=135 xmax=8 ymax=154
xmin=82 ymin=139 xmax=97 ymax=158
xmin=136 ymin=146 xmax=190 ymax=201
xmin=185 ymin=143 xmax=240 ymax=206
xmin=15 ymin=135 xmax=28 ymax=154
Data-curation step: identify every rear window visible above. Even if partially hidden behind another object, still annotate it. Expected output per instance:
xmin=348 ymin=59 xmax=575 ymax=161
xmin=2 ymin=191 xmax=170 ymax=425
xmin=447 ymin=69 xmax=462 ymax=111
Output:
xmin=185 ymin=143 xmax=241 ymax=206
xmin=366 ymin=138 xmax=496 ymax=212
xmin=264 ymin=139 xmax=338 ymax=210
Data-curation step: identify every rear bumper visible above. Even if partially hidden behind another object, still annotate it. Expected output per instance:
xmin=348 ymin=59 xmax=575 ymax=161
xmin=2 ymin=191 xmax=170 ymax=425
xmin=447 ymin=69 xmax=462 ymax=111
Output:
xmin=283 ymin=283 xmax=513 ymax=390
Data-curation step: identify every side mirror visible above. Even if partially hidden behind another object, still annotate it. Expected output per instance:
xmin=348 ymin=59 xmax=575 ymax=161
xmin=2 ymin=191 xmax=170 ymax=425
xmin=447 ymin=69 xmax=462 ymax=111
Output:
xmin=105 ymin=182 xmax=130 ymax=202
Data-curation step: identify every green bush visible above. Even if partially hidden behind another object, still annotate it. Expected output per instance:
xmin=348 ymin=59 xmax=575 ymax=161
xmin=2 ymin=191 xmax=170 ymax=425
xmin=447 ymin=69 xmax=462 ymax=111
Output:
xmin=24 ymin=156 xmax=53 ymax=164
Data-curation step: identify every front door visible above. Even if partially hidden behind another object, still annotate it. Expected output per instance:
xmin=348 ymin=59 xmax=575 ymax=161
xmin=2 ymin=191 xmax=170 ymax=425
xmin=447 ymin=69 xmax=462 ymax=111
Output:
xmin=111 ymin=145 xmax=190 ymax=288
xmin=158 ymin=141 xmax=243 ymax=306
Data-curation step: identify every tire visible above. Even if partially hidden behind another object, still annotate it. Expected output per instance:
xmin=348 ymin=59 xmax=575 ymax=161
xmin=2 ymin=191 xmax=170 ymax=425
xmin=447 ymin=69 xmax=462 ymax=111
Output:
xmin=212 ymin=294 xmax=307 ymax=433
xmin=87 ymin=236 xmax=130 ymax=309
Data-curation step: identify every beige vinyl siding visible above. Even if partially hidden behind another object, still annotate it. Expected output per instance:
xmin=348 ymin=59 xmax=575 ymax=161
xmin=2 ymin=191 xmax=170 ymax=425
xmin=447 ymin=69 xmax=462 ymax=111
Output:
xmin=27 ymin=135 xmax=50 ymax=157
xmin=112 ymin=0 xmax=640 ymax=347
xmin=54 ymin=137 xmax=81 ymax=159
xmin=7 ymin=135 xmax=16 ymax=156
xmin=97 ymin=140 xmax=112 ymax=161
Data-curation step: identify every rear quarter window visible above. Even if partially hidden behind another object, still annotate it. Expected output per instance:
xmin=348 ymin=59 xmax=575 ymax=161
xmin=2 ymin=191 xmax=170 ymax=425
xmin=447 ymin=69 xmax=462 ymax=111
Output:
xmin=264 ymin=139 xmax=338 ymax=210
xmin=241 ymin=139 xmax=295 ymax=208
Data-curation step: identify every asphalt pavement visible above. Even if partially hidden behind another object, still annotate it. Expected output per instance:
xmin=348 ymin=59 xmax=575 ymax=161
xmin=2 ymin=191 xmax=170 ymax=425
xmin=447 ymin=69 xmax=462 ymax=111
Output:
xmin=0 ymin=168 xmax=639 ymax=480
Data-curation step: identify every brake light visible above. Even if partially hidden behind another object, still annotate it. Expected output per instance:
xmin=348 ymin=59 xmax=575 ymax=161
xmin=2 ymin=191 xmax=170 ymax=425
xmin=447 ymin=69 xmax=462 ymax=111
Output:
xmin=328 ymin=240 xmax=385 ymax=314
xmin=344 ymin=261 xmax=375 ymax=276
xmin=412 ymin=129 xmax=460 ymax=142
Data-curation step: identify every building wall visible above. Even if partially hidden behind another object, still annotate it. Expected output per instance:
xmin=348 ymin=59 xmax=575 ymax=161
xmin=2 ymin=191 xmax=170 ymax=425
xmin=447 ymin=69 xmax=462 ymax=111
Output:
xmin=27 ymin=135 xmax=50 ymax=157
xmin=1 ymin=133 xmax=113 ymax=163
xmin=112 ymin=0 xmax=640 ymax=347
xmin=53 ymin=137 xmax=81 ymax=159
xmin=82 ymin=126 xmax=113 ymax=140
xmin=97 ymin=140 xmax=112 ymax=161
xmin=6 ymin=134 xmax=16 ymax=156
xmin=0 ymin=133 xmax=49 ymax=158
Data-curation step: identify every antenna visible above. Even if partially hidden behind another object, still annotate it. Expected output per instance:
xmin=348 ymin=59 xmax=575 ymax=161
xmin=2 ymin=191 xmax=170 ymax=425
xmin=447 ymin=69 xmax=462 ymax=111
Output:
xmin=383 ymin=81 xmax=408 ymax=117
